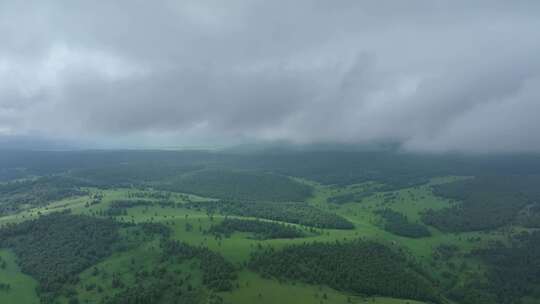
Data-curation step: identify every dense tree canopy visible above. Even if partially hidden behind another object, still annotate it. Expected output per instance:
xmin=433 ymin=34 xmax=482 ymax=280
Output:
xmin=70 ymin=163 xmax=204 ymax=188
xmin=375 ymin=208 xmax=431 ymax=238
xmin=162 ymin=240 xmax=237 ymax=292
xmin=208 ymin=218 xmax=306 ymax=239
xmin=0 ymin=211 xmax=120 ymax=301
xmin=158 ymin=169 xmax=313 ymax=202
xmin=249 ymin=240 xmax=441 ymax=303
xmin=423 ymin=176 xmax=540 ymax=232
xmin=188 ymin=200 xmax=354 ymax=229
xmin=472 ymin=231 xmax=540 ymax=304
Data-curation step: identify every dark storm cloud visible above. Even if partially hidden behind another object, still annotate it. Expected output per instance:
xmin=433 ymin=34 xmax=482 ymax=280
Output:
xmin=1 ymin=0 xmax=540 ymax=151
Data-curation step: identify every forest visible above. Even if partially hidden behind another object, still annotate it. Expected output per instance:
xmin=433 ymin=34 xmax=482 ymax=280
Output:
xmin=422 ymin=175 xmax=540 ymax=232
xmin=471 ymin=231 xmax=540 ymax=304
xmin=187 ymin=200 xmax=354 ymax=229
xmin=0 ymin=210 xmax=236 ymax=304
xmin=161 ymin=240 xmax=237 ymax=292
xmin=0 ymin=176 xmax=88 ymax=215
xmin=374 ymin=208 xmax=431 ymax=238
xmin=70 ymin=163 xmax=204 ymax=188
xmin=517 ymin=202 xmax=540 ymax=228
xmin=0 ymin=150 xmax=540 ymax=304
xmin=157 ymin=169 xmax=312 ymax=202
xmin=103 ymin=199 xmax=155 ymax=216
xmin=248 ymin=240 xmax=441 ymax=303
xmin=0 ymin=211 xmax=121 ymax=302
xmin=207 ymin=218 xmax=306 ymax=239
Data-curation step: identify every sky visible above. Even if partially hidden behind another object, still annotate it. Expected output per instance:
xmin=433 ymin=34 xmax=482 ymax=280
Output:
xmin=1 ymin=0 xmax=540 ymax=152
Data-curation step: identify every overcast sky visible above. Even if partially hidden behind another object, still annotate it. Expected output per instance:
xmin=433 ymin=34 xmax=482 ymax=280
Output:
xmin=1 ymin=1 xmax=539 ymax=152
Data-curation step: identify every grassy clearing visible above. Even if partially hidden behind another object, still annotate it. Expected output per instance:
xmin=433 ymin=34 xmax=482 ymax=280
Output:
xmin=0 ymin=250 xmax=39 ymax=304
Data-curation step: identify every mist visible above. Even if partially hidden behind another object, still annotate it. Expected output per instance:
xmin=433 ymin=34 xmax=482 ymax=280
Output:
xmin=1 ymin=1 xmax=539 ymax=152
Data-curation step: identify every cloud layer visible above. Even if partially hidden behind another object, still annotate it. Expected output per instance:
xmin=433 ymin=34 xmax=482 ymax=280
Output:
xmin=1 ymin=0 xmax=540 ymax=152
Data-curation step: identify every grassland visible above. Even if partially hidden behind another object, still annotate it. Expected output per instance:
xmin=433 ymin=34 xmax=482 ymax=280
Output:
xmin=0 ymin=250 xmax=39 ymax=304
xmin=0 ymin=176 xmax=527 ymax=304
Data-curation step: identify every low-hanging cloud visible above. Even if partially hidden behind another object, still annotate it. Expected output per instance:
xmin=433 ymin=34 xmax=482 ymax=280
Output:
xmin=1 ymin=0 xmax=540 ymax=152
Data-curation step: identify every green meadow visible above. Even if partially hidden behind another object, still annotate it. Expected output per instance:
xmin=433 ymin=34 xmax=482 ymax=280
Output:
xmin=0 ymin=174 xmax=516 ymax=304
